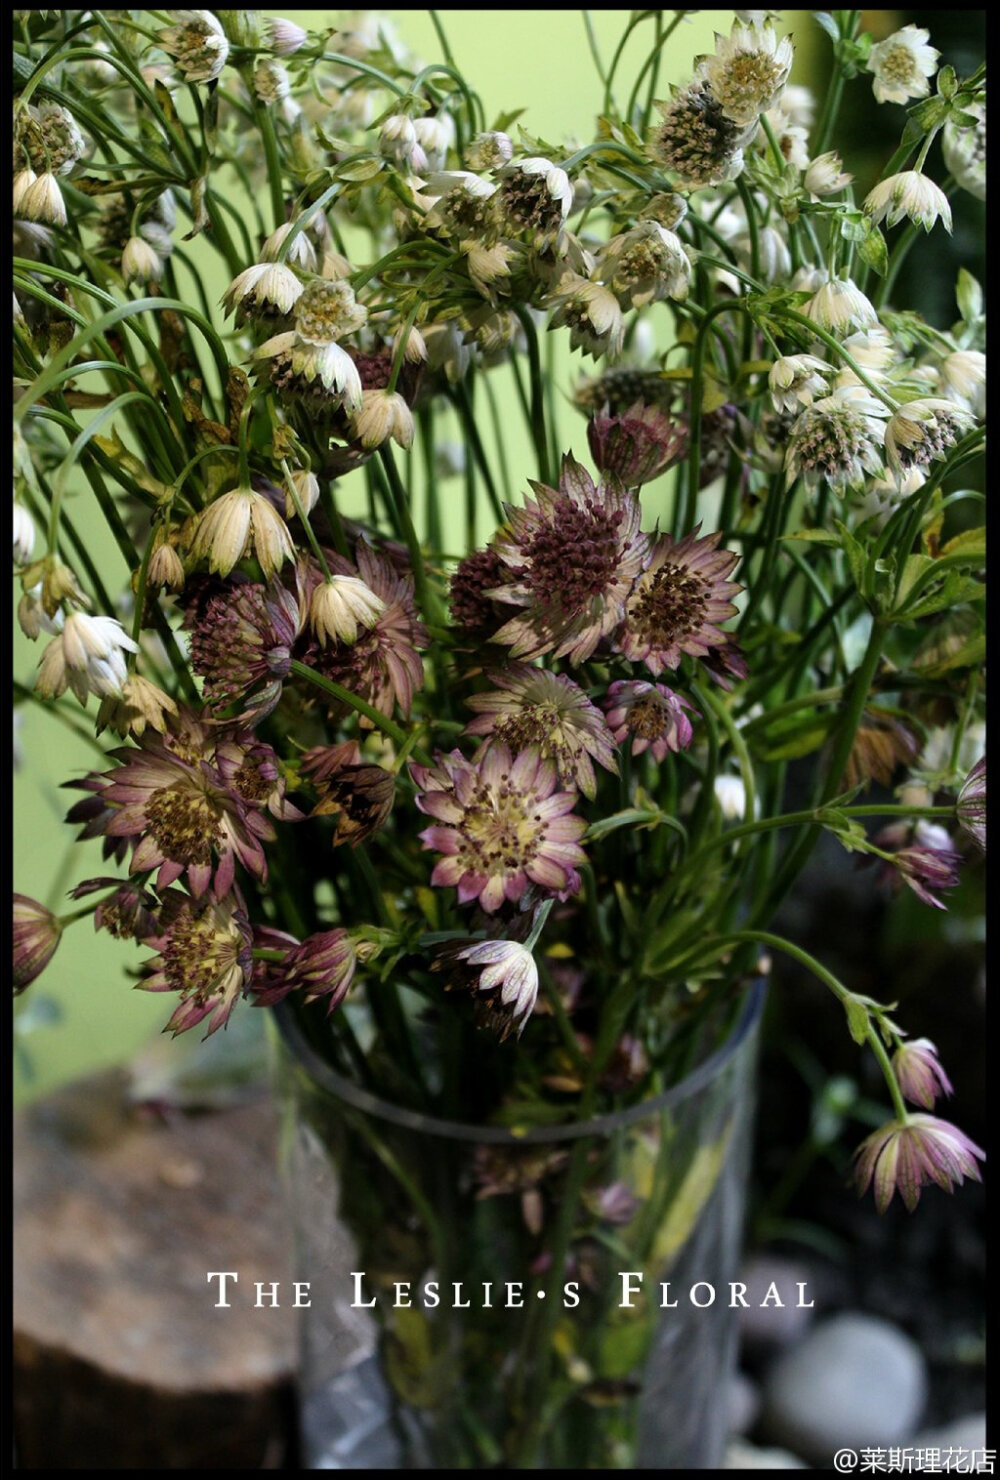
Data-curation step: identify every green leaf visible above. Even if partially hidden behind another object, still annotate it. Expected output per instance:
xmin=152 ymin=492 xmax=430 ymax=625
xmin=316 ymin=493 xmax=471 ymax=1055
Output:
xmin=895 ymin=570 xmax=985 ymax=622
xmin=940 ymin=525 xmax=985 ymax=560
xmin=844 ymin=996 xmax=870 ymax=1046
xmin=914 ymin=630 xmax=985 ymax=678
xmin=816 ymin=807 xmax=869 ymax=855
xmin=335 ymin=155 xmax=384 ymax=183
xmin=747 ymin=713 xmax=836 ymax=763
xmin=782 ymin=528 xmax=841 ymax=546
xmin=956 ymin=268 xmax=984 ymax=325
xmin=814 ymin=11 xmax=840 ymax=42
xmin=858 ymin=224 xmax=888 ymax=277
xmin=491 ymin=107 xmax=526 ymax=133
xmin=833 ymin=519 xmax=869 ymax=599
xmin=937 ymin=64 xmax=958 ymax=100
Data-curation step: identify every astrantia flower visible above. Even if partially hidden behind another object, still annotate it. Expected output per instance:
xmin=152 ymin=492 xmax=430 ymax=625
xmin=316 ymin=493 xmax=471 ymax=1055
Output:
xmin=464 ymin=664 xmax=618 ymax=800
xmin=267 ymin=16 xmax=309 ymax=54
xmin=413 ymin=746 xmax=587 ymax=913
xmin=251 ymin=927 xmax=359 ymax=1012
xmin=309 ymin=573 xmax=386 ymax=646
xmin=864 ymin=172 xmax=952 ymax=234
xmin=184 ymin=576 xmax=302 ymax=721
xmin=13 ymin=503 xmax=34 ymax=566
xmin=892 ymin=1039 xmax=954 ymax=1110
xmin=348 ymin=388 xmax=415 ymax=449
xmin=804 ymin=151 xmax=853 ymax=197
xmin=260 ymin=222 xmax=317 ymax=271
xmin=866 ymin=25 xmax=939 ymax=106
xmin=35 ymin=612 xmax=138 ymax=706
xmin=188 ymin=485 xmax=295 ymax=579
xmin=305 ymin=746 xmax=396 ymax=847
xmin=379 ymin=113 xmax=424 ymax=171
xmin=121 ymin=235 xmax=164 ymax=285
xmin=784 ymin=391 xmax=888 ymax=494
xmin=769 ymin=355 xmax=833 ymax=413
xmin=942 ymin=100 xmax=985 ymax=201
xmin=494 ymin=157 xmax=572 ymax=249
xmin=13 ymin=894 xmax=62 ymax=993
xmin=69 ymin=876 xmax=159 ymax=942
xmin=465 ymin=130 xmax=513 ymax=170
xmin=853 ymin=1114 xmax=983 ymax=1213
xmin=159 ymin=9 xmax=229 ymax=83
xmin=449 ymin=544 xmax=510 ymax=639
xmin=938 ymin=350 xmax=985 ymax=418
xmin=414 ymin=111 xmax=455 ymax=169
xmin=956 ymin=756 xmax=985 ymax=852
xmin=18 ymin=171 xmax=66 ymax=227
xmin=16 ymin=101 xmax=86 ymax=176
xmin=617 ymin=527 xmax=743 ymax=677
xmin=254 ymin=280 xmax=366 ymax=411
xmin=96 ymin=674 xmax=178 ymax=740
xmin=649 ymin=83 xmax=755 ymax=189
xmin=490 ymin=456 xmax=648 ymax=664
xmin=253 ymin=57 xmax=290 ymax=103
xmin=890 ymin=841 xmax=962 ymax=909
xmin=284 ymin=466 xmax=321 ymax=519
xmin=697 ymin=22 xmax=794 ymax=127
xmin=884 ymin=398 xmax=970 ymax=487
xmin=545 ymin=272 xmax=625 ymax=359
xmin=598 ymin=222 xmax=691 ymax=309
xmin=140 ymin=887 xmax=253 ymax=1037
xmin=440 ymin=938 xmax=541 ymax=1041
xmin=714 ymin=774 xmax=748 ymax=821
xmin=92 ymin=719 xmax=276 ymax=897
xmin=222 ymin=261 xmax=303 ymax=323
xmin=604 ymin=680 xmax=695 ymax=762
xmin=307 ymin=542 xmax=428 ymax=719
xmin=587 ymin=402 xmax=688 ymax=486
xmin=803 ymin=277 xmax=879 ymax=333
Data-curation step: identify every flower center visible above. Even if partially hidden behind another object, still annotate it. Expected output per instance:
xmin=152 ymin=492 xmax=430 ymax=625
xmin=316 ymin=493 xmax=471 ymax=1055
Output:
xmin=628 ymin=694 xmax=671 ymax=740
xmin=146 ymin=785 xmax=222 ymax=865
xmin=460 ymin=776 xmax=544 ymax=871
xmin=525 ymin=497 xmax=624 ymax=612
xmin=161 ymin=907 xmax=240 ymax=1000
xmin=500 ymin=174 xmax=558 ymax=235
xmin=630 ymin=564 xmax=708 ymax=647
xmin=881 ymin=45 xmax=919 ymax=86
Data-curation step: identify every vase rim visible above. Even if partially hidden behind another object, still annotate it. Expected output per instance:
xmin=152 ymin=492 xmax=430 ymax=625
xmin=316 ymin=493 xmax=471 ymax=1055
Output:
xmin=272 ymin=977 xmax=766 ymax=1145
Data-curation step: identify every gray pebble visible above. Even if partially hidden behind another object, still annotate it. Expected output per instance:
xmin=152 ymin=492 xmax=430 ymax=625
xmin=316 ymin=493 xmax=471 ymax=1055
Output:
xmin=912 ymin=1413 xmax=987 ymax=1456
xmin=738 ymin=1254 xmax=817 ymax=1351
xmin=728 ymin=1371 xmax=761 ymax=1436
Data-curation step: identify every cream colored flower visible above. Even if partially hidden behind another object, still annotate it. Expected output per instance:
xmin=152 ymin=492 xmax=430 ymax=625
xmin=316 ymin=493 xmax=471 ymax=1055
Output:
xmin=867 ymin=25 xmax=939 ymax=106
xmin=698 ymin=22 xmax=794 ymax=126
xmin=122 ymin=235 xmax=164 ymax=284
xmin=309 ymin=574 xmax=386 ymax=645
xmin=804 ymin=151 xmax=852 ymax=197
xmin=938 ymin=350 xmax=985 ymax=417
xmin=283 ymin=467 xmax=321 ymax=519
xmin=465 ymin=131 xmax=513 ymax=171
xmin=261 ymin=222 xmax=317 ymax=271
xmin=13 ymin=502 xmax=35 ymax=566
xmin=96 ymin=673 xmax=178 ymax=738
xmin=349 ymin=389 xmax=415 ymax=450
xmin=884 ymin=398 xmax=972 ymax=488
xmin=188 ymin=486 xmax=295 ymax=579
xmin=413 ymin=111 xmax=455 ymax=168
xmin=598 ymin=222 xmax=691 ymax=308
xmin=769 ymin=355 xmax=833 ymax=413
xmin=942 ymin=100 xmax=985 ymax=202
xmin=714 ymin=774 xmax=748 ymax=821
xmin=546 ymin=272 xmax=625 ymax=359
xmin=158 ymin=9 xmax=229 ymax=83
xmin=253 ymin=58 xmax=291 ymax=103
xmin=35 ymin=612 xmax=138 ymax=705
xmin=803 ymin=277 xmax=878 ymax=333
xmin=864 ymin=171 xmax=952 ymax=234
xmin=222 ymin=262 xmax=303 ymax=319
xmin=13 ymin=169 xmax=37 ymax=215
xmin=18 ymin=171 xmax=66 ymax=227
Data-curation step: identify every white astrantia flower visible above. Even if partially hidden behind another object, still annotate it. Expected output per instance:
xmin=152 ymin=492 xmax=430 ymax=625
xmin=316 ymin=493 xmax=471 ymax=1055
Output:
xmin=714 ymin=774 xmax=748 ymax=821
xmin=942 ymin=100 xmax=985 ymax=202
xmin=451 ymin=939 xmax=540 ymax=1039
xmin=467 ymin=240 xmax=515 ymax=297
xmin=840 ymin=326 xmax=897 ymax=374
xmin=159 ymin=10 xmax=229 ymax=84
xmin=866 ymin=24 xmax=939 ymax=106
xmin=736 ymin=224 xmax=790 ymax=284
xmin=697 ymin=22 xmax=794 ymax=127
xmin=349 ymin=389 xmax=415 ymax=450
xmin=35 ymin=612 xmax=138 ymax=705
xmin=852 ymin=468 xmax=925 ymax=531
xmin=804 ymin=151 xmax=853 ymax=197
xmin=13 ymin=502 xmax=35 ymax=565
xmin=13 ymin=169 xmax=37 ymax=216
xmin=283 ymin=467 xmax=320 ymax=519
xmin=494 ymin=157 xmax=573 ymax=248
xmin=121 ymin=236 xmax=164 ymax=284
xmin=188 ymin=486 xmax=295 ymax=579
xmin=937 ymin=350 xmax=985 ymax=417
xmin=784 ymin=389 xmax=889 ymax=494
xmin=320 ymin=249 xmax=354 ymax=281
xmin=19 ymin=171 xmax=66 ymax=227
xmin=222 ymin=262 xmax=304 ymax=320
xmin=255 ymin=278 xmax=367 ymax=408
xmin=392 ymin=324 xmax=427 ymax=365
xmin=379 ymin=113 xmax=424 ymax=171
xmin=261 ymin=222 xmax=317 ymax=272
xmin=599 ymin=222 xmax=691 ymax=308
xmin=760 ymin=97 xmax=809 ymax=168
xmin=465 ymin=130 xmax=513 ymax=171
xmin=769 ymin=355 xmax=833 ymax=413
xmin=545 ymin=272 xmax=625 ymax=360
xmin=309 ymin=574 xmax=386 ymax=646
xmin=267 ymin=17 xmax=308 ymax=55
xmin=253 ymin=57 xmax=291 ymax=103
xmin=413 ymin=112 xmax=455 ymax=168
xmin=18 ymin=584 xmax=65 ymax=641
xmin=779 ymin=83 xmax=816 ymax=130
xmin=864 ymin=172 xmax=952 ymax=234
xmin=803 ymin=277 xmax=878 ymax=333
xmin=884 ymin=398 xmax=972 ymax=488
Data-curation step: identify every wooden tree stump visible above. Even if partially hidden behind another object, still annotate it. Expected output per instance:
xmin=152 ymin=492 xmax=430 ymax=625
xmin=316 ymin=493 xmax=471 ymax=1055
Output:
xmin=13 ymin=1070 xmax=299 ymax=1469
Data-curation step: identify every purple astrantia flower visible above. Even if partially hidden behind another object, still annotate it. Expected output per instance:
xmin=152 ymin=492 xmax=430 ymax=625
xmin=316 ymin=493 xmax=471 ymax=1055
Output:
xmin=412 ymin=745 xmax=587 ymax=913
xmin=13 ymin=894 xmax=62 ymax=993
xmin=490 ymin=455 xmax=648 ymax=664
xmin=69 ymin=876 xmax=159 ymax=941
xmin=464 ymin=664 xmax=618 ymax=800
xmin=853 ymin=1114 xmax=985 ymax=1213
xmin=63 ymin=773 xmax=130 ymax=865
xmin=449 ymin=544 xmax=510 ymax=639
xmin=302 ymin=742 xmax=396 ymax=846
xmin=184 ymin=574 xmax=303 ymax=722
xmin=603 ymin=680 xmax=695 ymax=761
xmin=304 ymin=541 xmax=428 ymax=720
xmin=892 ymin=1038 xmax=954 ymax=1110
xmin=956 ymin=755 xmax=985 ymax=852
xmin=616 ymin=526 xmax=743 ymax=676
xmin=587 ymin=401 xmax=689 ymax=486
xmin=140 ymin=886 xmax=254 ymax=1037
xmin=74 ymin=708 xmax=280 ymax=898
xmin=437 ymin=937 xmax=541 ymax=1040
xmin=889 ymin=841 xmax=962 ymax=909
xmin=250 ymin=927 xmax=359 ymax=1014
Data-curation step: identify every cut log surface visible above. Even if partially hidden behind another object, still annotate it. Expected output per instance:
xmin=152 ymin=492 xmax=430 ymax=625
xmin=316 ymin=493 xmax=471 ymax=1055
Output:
xmin=13 ymin=1070 xmax=299 ymax=1469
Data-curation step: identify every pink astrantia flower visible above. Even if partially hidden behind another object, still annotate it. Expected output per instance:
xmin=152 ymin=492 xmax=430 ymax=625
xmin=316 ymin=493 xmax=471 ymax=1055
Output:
xmin=490 ymin=455 xmax=648 ymax=664
xmin=449 ymin=544 xmax=511 ymax=638
xmin=439 ymin=937 xmax=541 ymax=1041
xmin=890 ymin=841 xmax=962 ymax=909
xmin=464 ymin=664 xmax=618 ymax=800
xmin=603 ymin=680 xmax=695 ymax=761
xmin=140 ymin=886 xmax=253 ymax=1037
xmin=892 ymin=1038 xmax=954 ymax=1109
xmin=13 ymin=894 xmax=62 ymax=993
xmin=184 ymin=574 xmax=304 ymax=722
xmin=956 ymin=755 xmax=985 ymax=852
xmin=412 ymin=745 xmax=587 ymax=913
xmin=853 ymin=1114 xmax=984 ymax=1213
xmin=587 ymin=401 xmax=689 ymax=487
xmin=250 ymin=927 xmax=359 ymax=1014
xmin=616 ymin=526 xmax=743 ymax=676
xmin=69 ymin=876 xmax=159 ymax=941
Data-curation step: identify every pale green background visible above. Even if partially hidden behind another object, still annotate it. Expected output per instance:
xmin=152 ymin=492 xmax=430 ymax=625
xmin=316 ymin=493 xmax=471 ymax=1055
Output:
xmin=14 ymin=9 xmax=816 ymax=1100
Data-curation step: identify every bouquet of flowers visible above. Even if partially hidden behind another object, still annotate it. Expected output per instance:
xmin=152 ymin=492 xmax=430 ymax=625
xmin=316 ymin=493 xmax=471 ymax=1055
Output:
xmin=13 ymin=8 xmax=985 ymax=1469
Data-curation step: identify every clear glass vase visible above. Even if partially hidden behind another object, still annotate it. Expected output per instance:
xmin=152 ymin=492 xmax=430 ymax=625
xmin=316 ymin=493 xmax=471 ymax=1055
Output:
xmin=271 ymin=979 xmax=764 ymax=1470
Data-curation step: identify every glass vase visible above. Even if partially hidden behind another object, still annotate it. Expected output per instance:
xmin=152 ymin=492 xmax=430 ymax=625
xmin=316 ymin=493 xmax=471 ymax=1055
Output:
xmin=271 ymin=979 xmax=764 ymax=1470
